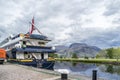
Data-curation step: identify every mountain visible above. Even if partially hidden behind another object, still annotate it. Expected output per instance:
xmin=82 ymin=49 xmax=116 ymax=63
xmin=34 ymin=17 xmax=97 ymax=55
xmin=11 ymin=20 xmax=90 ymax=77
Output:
xmin=55 ymin=43 xmax=101 ymax=58
xmin=55 ymin=45 xmax=68 ymax=51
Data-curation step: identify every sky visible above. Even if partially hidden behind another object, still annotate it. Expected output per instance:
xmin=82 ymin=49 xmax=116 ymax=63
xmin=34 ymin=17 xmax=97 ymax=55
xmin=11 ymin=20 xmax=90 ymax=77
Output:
xmin=0 ymin=0 xmax=120 ymax=48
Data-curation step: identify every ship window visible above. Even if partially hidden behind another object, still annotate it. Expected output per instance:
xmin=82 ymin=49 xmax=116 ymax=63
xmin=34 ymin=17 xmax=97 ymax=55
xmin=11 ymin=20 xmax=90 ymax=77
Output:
xmin=41 ymin=53 xmax=44 ymax=59
xmin=38 ymin=42 xmax=45 ymax=44
xmin=23 ymin=41 xmax=26 ymax=45
xmin=12 ymin=34 xmax=20 ymax=40
xmin=24 ymin=52 xmax=28 ymax=59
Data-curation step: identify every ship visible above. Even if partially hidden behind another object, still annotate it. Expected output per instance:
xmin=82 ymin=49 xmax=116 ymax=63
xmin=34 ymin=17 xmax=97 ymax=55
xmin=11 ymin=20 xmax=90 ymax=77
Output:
xmin=0 ymin=17 xmax=56 ymax=69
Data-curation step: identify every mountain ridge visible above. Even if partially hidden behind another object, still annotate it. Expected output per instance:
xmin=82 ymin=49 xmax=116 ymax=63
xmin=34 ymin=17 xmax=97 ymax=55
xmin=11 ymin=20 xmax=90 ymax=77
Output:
xmin=55 ymin=43 xmax=101 ymax=58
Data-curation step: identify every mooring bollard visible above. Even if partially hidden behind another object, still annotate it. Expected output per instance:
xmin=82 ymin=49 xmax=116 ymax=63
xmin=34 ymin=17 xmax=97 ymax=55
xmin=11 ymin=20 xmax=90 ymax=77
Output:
xmin=92 ymin=70 xmax=97 ymax=80
xmin=61 ymin=73 xmax=68 ymax=80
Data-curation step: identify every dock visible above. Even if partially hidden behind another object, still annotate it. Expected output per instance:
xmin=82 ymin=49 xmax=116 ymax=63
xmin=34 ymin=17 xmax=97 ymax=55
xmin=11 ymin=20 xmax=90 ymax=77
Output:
xmin=0 ymin=63 xmax=104 ymax=80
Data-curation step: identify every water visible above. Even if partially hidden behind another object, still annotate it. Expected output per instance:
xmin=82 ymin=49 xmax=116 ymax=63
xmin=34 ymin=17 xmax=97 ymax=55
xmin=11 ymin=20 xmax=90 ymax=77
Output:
xmin=54 ymin=62 xmax=120 ymax=80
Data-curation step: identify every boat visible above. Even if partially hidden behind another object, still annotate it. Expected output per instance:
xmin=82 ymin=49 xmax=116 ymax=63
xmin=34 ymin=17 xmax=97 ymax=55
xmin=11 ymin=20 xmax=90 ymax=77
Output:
xmin=0 ymin=17 xmax=56 ymax=69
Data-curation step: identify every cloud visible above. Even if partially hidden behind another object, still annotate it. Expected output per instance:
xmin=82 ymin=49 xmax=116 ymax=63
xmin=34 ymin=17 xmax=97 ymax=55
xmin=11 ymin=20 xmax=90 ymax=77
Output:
xmin=103 ymin=0 xmax=120 ymax=16
xmin=0 ymin=0 xmax=120 ymax=48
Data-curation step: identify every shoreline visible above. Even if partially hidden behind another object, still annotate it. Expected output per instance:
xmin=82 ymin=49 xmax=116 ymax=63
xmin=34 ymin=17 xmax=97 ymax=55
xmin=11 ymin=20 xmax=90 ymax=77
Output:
xmin=49 ymin=58 xmax=120 ymax=65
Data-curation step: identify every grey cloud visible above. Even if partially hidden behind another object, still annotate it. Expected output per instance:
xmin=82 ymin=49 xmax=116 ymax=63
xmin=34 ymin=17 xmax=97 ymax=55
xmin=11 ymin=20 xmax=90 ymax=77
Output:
xmin=80 ymin=28 xmax=120 ymax=48
xmin=104 ymin=0 xmax=120 ymax=16
xmin=0 ymin=0 xmax=120 ymax=48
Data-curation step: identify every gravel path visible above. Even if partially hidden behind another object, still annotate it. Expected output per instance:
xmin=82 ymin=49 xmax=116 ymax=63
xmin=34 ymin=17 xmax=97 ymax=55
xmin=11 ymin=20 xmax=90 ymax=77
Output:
xmin=0 ymin=64 xmax=57 ymax=80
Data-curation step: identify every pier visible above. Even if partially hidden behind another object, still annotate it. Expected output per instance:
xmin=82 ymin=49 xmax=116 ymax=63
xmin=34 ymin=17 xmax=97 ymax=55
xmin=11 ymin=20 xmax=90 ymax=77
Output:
xmin=0 ymin=63 xmax=104 ymax=80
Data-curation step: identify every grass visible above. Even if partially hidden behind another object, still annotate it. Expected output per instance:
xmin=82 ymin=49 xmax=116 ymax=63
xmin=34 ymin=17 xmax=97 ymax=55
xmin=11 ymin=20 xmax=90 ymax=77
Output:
xmin=48 ymin=58 xmax=120 ymax=65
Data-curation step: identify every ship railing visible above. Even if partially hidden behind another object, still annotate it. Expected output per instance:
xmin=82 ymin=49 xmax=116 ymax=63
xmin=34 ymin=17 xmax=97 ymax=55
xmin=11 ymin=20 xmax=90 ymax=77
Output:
xmin=26 ymin=45 xmax=52 ymax=49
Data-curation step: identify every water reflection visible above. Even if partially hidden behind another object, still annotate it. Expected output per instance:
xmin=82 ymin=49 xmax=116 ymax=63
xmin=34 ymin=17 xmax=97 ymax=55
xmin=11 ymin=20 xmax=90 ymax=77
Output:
xmin=71 ymin=62 xmax=77 ymax=66
xmin=54 ymin=61 xmax=95 ymax=72
xmin=106 ymin=65 xmax=113 ymax=73
xmin=99 ymin=64 xmax=120 ymax=75
xmin=54 ymin=62 xmax=120 ymax=80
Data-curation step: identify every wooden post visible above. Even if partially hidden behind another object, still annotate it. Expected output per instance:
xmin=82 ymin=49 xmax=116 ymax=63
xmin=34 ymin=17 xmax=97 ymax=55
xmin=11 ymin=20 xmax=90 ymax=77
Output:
xmin=92 ymin=70 xmax=97 ymax=80
xmin=61 ymin=73 xmax=68 ymax=80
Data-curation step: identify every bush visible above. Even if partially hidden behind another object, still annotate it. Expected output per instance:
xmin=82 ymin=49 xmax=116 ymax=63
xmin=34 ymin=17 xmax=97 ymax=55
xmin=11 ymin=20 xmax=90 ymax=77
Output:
xmin=72 ymin=53 xmax=78 ymax=58
xmin=106 ymin=48 xmax=113 ymax=59
xmin=49 ymin=53 xmax=58 ymax=58
xmin=84 ymin=56 xmax=89 ymax=59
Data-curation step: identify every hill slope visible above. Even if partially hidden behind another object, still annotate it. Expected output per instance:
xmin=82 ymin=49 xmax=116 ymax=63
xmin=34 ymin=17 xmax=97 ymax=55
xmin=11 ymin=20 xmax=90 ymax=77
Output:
xmin=55 ymin=43 xmax=101 ymax=58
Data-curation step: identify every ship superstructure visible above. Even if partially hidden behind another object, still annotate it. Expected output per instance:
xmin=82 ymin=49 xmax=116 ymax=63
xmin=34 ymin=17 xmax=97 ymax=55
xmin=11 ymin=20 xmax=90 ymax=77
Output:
xmin=0 ymin=18 xmax=55 ymax=69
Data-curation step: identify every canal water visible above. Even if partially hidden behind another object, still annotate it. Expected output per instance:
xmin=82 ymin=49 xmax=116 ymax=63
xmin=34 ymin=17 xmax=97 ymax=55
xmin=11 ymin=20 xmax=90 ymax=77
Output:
xmin=54 ymin=62 xmax=120 ymax=80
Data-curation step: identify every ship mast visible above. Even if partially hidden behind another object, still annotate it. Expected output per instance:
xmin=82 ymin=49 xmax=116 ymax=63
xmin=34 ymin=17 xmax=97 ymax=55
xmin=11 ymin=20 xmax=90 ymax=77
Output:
xmin=29 ymin=17 xmax=43 ymax=35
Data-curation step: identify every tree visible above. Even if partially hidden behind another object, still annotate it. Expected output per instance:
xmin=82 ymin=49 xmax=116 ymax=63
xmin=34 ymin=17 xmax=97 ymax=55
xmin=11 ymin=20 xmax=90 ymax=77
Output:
xmin=96 ymin=54 xmax=100 ymax=58
xmin=106 ymin=48 xmax=113 ymax=59
xmin=72 ymin=53 xmax=78 ymax=58
xmin=48 ymin=53 xmax=58 ymax=58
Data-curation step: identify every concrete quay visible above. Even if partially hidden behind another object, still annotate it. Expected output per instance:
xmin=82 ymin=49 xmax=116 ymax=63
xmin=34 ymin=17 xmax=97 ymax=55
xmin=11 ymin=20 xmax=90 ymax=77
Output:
xmin=0 ymin=63 xmax=105 ymax=80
